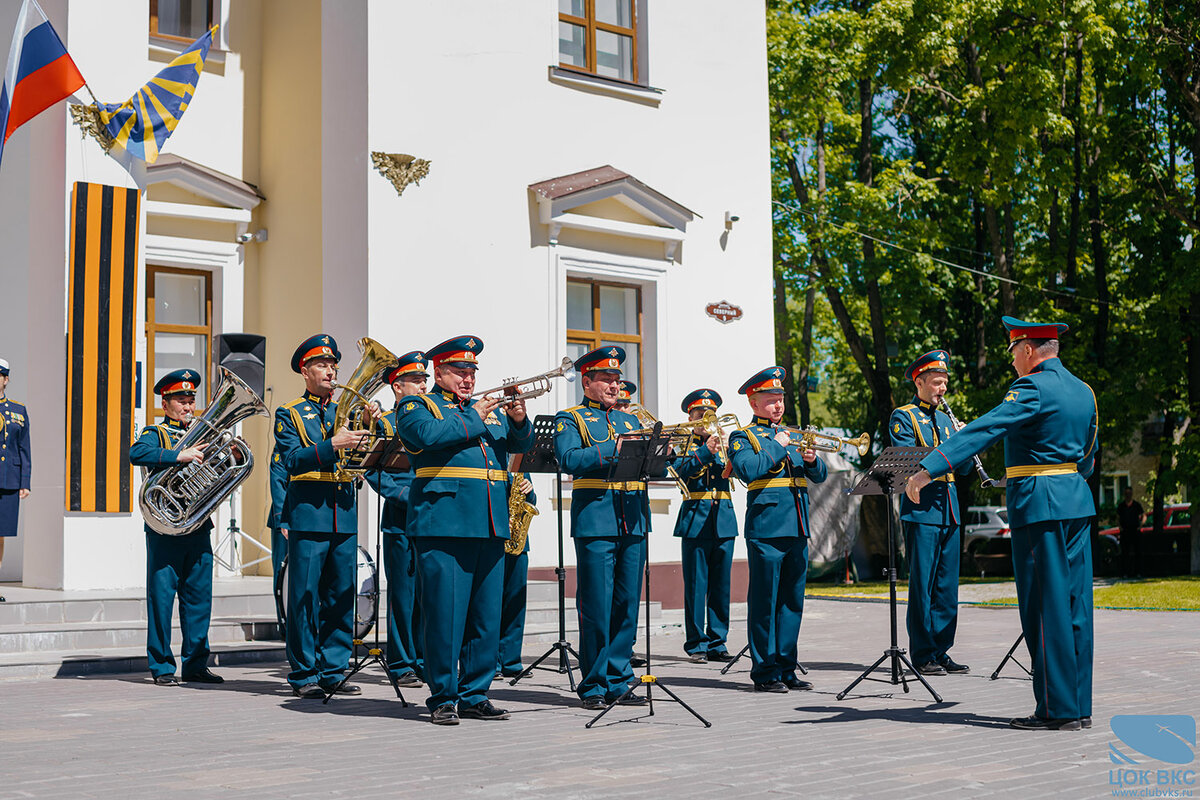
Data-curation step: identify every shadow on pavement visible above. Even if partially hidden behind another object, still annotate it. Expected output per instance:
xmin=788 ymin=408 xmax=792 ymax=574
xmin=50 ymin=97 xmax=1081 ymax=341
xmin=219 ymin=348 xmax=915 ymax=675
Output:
xmin=784 ymin=703 xmax=1011 ymax=729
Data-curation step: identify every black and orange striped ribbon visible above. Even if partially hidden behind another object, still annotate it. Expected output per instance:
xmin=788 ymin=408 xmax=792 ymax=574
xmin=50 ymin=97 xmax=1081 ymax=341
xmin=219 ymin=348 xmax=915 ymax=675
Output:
xmin=65 ymin=182 xmax=139 ymax=513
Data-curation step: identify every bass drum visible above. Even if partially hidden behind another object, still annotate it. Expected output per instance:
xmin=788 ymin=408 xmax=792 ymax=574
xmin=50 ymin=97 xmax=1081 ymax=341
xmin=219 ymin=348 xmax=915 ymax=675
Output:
xmin=274 ymin=545 xmax=378 ymax=640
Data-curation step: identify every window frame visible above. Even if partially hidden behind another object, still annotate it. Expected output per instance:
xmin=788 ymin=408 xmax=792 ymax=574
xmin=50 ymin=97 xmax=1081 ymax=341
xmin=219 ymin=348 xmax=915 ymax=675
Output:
xmin=566 ymin=277 xmax=644 ymax=399
xmin=558 ymin=0 xmax=640 ymax=86
xmin=149 ymin=0 xmax=215 ymax=45
xmin=145 ymin=264 xmax=213 ymax=422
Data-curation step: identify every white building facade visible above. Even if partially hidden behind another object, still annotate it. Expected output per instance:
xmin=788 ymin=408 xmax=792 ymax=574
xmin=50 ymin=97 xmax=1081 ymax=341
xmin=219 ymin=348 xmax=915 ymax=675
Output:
xmin=0 ymin=0 xmax=772 ymax=591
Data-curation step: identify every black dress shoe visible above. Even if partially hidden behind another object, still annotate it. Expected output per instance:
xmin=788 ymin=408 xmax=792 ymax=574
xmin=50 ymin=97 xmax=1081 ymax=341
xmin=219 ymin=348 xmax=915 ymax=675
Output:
xmin=153 ymin=674 xmax=180 ymax=686
xmin=686 ymin=652 xmax=708 ymax=663
xmin=1009 ymin=715 xmax=1082 ymax=731
xmin=916 ymin=662 xmax=947 ymax=676
xmin=613 ymin=692 xmax=648 ymax=706
xmin=1081 ymin=716 xmax=1092 ymax=729
xmin=459 ymin=700 xmax=510 ymax=720
xmin=630 ymin=656 xmax=648 ymax=668
xmin=581 ymin=696 xmax=608 ymax=710
xmin=182 ymin=668 xmax=224 ymax=684
xmin=940 ymin=657 xmax=970 ymax=674
xmin=430 ymin=705 xmax=460 ymax=725
xmin=321 ymin=682 xmax=362 ymax=696
xmin=782 ymin=676 xmax=813 ymax=691
xmin=500 ymin=670 xmax=524 ymax=679
xmin=292 ymin=683 xmax=326 ymax=699
xmin=753 ymin=680 xmax=788 ymax=693
xmin=707 ymin=651 xmax=734 ymax=662
xmin=394 ymin=672 xmax=423 ymax=688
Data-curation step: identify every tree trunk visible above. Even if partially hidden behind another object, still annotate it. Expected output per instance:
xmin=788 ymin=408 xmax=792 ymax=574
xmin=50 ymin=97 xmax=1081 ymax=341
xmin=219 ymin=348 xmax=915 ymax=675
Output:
xmin=773 ymin=269 xmax=798 ymax=426
xmin=1153 ymin=411 xmax=1177 ymax=535
xmin=1064 ymin=34 xmax=1084 ymax=296
xmin=799 ymin=279 xmax=815 ymax=428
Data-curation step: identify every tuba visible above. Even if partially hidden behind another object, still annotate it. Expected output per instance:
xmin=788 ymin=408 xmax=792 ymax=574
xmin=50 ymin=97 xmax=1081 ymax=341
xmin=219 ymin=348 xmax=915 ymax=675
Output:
xmin=139 ymin=367 xmax=268 ymax=536
xmin=331 ymin=337 xmax=400 ymax=480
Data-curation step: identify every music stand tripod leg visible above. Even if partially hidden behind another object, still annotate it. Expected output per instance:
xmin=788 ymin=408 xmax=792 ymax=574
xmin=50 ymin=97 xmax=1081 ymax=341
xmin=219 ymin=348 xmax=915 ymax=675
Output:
xmin=990 ymin=633 xmax=1030 ymax=680
xmin=719 ymin=643 xmax=749 ymax=675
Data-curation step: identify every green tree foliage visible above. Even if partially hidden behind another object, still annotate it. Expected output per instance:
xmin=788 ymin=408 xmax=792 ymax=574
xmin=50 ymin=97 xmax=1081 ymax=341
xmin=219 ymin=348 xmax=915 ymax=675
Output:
xmin=768 ymin=0 xmax=1199 ymax=560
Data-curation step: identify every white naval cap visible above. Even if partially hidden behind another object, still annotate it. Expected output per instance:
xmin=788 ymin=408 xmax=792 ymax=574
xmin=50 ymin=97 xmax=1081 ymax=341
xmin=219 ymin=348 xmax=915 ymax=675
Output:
xmin=0 ymin=358 xmax=9 ymax=376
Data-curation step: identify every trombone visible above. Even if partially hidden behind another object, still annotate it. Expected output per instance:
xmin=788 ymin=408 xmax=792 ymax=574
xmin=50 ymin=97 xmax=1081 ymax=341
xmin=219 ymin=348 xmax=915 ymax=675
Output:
xmin=472 ymin=357 xmax=576 ymax=406
xmin=782 ymin=425 xmax=871 ymax=457
xmin=625 ymin=405 xmax=739 ymax=495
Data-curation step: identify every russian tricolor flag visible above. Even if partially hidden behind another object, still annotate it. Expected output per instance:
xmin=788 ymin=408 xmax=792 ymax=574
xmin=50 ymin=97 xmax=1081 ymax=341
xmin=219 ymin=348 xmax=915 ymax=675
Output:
xmin=0 ymin=0 xmax=85 ymax=170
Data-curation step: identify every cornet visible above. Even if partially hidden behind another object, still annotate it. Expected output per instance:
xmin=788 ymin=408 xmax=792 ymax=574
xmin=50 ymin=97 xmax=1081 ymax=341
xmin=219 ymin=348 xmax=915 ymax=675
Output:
xmin=782 ymin=425 xmax=871 ymax=457
xmin=472 ymin=357 xmax=576 ymax=406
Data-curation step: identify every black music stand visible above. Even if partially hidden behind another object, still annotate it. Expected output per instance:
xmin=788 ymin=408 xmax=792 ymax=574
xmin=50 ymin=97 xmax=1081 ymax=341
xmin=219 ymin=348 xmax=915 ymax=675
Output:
xmin=836 ymin=446 xmax=943 ymax=703
xmin=990 ymin=633 xmax=1032 ymax=680
xmin=719 ymin=644 xmax=808 ymax=677
xmin=325 ymin=431 xmax=410 ymax=706
xmin=510 ymin=416 xmax=582 ymax=689
xmin=587 ymin=424 xmax=711 ymax=728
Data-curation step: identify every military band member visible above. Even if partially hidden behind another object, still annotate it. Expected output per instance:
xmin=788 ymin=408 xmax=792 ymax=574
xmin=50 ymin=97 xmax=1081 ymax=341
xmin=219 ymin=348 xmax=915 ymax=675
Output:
xmin=394 ymin=335 xmax=533 ymax=725
xmin=365 ymin=350 xmax=429 ymax=689
xmin=276 ymin=334 xmax=375 ymax=699
xmin=129 ymin=369 xmax=222 ymax=685
xmin=554 ymin=346 xmax=653 ymax=710
xmin=890 ymin=350 xmax=969 ymax=676
xmin=672 ymin=389 xmax=736 ymax=663
xmin=0 ymin=358 xmax=31 ymax=603
xmin=616 ymin=380 xmax=636 ymax=408
xmin=906 ymin=317 xmax=1097 ymax=731
xmin=729 ymin=366 xmax=826 ymax=693
xmin=497 ymin=474 xmax=536 ymax=678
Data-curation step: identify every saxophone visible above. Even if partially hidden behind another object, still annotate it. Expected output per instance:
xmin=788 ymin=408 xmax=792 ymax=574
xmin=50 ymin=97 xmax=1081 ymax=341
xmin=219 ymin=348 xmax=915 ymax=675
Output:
xmin=505 ymin=473 xmax=538 ymax=556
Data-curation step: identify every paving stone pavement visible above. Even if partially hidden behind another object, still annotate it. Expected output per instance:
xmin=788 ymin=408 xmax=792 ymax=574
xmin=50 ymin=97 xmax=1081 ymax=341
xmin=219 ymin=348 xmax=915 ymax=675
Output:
xmin=0 ymin=597 xmax=1195 ymax=800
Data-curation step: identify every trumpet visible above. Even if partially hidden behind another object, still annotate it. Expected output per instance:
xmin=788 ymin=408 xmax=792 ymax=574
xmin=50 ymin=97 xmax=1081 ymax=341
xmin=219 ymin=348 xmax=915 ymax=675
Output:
xmin=782 ymin=425 xmax=871 ymax=457
xmin=473 ymin=357 xmax=576 ymax=406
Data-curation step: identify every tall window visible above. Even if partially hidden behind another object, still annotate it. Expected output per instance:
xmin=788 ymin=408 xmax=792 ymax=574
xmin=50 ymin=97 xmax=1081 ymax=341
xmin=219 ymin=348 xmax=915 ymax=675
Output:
xmin=150 ymin=0 xmax=214 ymax=42
xmin=146 ymin=266 xmax=212 ymax=420
xmin=566 ymin=279 xmax=643 ymax=404
xmin=1099 ymin=472 xmax=1131 ymax=510
xmin=558 ymin=0 xmax=638 ymax=84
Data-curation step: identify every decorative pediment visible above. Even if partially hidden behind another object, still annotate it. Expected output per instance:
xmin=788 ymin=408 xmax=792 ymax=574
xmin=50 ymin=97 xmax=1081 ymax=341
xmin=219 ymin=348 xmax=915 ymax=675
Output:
xmin=144 ymin=154 xmax=264 ymax=211
xmin=529 ymin=166 xmax=697 ymax=261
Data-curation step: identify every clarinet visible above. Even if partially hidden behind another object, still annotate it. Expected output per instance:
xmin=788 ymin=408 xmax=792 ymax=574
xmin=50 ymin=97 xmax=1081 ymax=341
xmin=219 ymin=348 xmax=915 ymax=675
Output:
xmin=939 ymin=398 xmax=998 ymax=488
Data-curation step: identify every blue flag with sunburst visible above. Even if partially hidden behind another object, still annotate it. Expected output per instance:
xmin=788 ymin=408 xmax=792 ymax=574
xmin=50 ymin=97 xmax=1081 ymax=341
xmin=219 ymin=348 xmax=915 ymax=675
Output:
xmin=95 ymin=26 xmax=214 ymax=163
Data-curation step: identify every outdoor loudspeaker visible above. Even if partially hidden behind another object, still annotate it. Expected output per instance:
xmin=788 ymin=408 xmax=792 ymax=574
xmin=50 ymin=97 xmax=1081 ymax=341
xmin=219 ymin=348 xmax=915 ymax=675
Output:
xmin=216 ymin=333 xmax=267 ymax=398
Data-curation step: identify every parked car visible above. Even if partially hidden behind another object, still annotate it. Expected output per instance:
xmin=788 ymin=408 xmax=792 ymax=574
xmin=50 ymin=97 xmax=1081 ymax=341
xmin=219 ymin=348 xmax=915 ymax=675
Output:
xmin=1097 ymin=503 xmax=1191 ymax=577
xmin=1098 ymin=503 xmax=1191 ymax=541
xmin=963 ymin=506 xmax=1012 ymax=576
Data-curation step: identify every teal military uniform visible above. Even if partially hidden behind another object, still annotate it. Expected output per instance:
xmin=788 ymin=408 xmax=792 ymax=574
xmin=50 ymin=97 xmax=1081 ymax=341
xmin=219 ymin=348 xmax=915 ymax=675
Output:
xmin=0 ymin=383 xmax=32 ymax=538
xmin=729 ymin=366 xmax=827 ymax=688
xmin=555 ymin=397 xmax=650 ymax=702
xmin=890 ymin=350 xmax=966 ymax=671
xmin=276 ymin=334 xmax=360 ymax=693
xmin=554 ymin=345 xmax=654 ymax=703
xmin=129 ymin=369 xmax=215 ymax=681
xmin=393 ymin=335 xmax=533 ymax=715
xmin=365 ymin=402 xmax=424 ymax=683
xmin=672 ymin=388 xmax=736 ymax=660
xmin=498 ymin=475 xmax=536 ymax=676
xmin=267 ymin=439 xmax=288 ymax=627
xmin=919 ymin=318 xmax=1097 ymax=724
